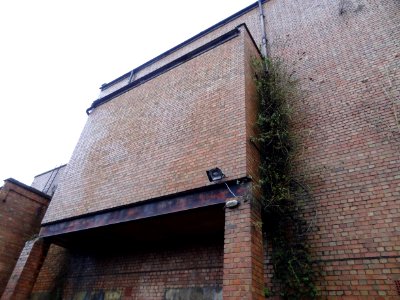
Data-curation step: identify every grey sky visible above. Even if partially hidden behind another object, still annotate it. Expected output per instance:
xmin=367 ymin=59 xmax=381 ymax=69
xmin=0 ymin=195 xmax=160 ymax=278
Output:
xmin=0 ymin=0 xmax=255 ymax=185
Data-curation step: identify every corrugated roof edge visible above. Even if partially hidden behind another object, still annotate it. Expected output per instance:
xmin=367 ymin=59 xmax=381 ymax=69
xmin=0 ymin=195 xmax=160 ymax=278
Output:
xmin=100 ymin=0 xmax=265 ymax=90
xmin=4 ymin=178 xmax=52 ymax=200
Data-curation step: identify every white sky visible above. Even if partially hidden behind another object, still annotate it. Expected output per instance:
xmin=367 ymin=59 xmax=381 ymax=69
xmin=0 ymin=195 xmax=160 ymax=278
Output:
xmin=0 ymin=0 xmax=255 ymax=185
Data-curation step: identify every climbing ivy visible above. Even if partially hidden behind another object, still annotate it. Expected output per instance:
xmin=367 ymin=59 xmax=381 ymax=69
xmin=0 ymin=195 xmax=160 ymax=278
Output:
xmin=252 ymin=58 xmax=317 ymax=299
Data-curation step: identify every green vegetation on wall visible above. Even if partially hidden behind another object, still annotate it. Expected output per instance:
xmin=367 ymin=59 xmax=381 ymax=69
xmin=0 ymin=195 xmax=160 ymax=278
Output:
xmin=252 ymin=58 xmax=317 ymax=299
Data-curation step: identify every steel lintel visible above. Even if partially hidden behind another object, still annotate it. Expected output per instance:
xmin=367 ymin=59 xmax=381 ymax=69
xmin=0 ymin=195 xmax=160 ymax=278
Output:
xmin=40 ymin=180 xmax=249 ymax=238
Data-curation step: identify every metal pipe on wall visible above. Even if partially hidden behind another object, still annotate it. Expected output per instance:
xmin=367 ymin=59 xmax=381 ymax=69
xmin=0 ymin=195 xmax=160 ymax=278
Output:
xmin=258 ymin=0 xmax=268 ymax=58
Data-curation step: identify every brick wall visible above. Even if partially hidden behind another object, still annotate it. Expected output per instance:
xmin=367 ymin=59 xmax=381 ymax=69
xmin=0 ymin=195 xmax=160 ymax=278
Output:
xmin=32 ymin=237 xmax=223 ymax=299
xmin=1 ymin=238 xmax=49 ymax=300
xmin=43 ymin=26 xmax=251 ymax=223
xmin=223 ymin=192 xmax=264 ymax=300
xmin=37 ymin=0 xmax=399 ymax=297
xmin=244 ymin=23 xmax=262 ymax=185
xmin=262 ymin=0 xmax=400 ymax=297
xmin=31 ymin=165 xmax=66 ymax=196
xmin=30 ymin=244 xmax=68 ymax=297
xmin=0 ymin=179 xmax=50 ymax=296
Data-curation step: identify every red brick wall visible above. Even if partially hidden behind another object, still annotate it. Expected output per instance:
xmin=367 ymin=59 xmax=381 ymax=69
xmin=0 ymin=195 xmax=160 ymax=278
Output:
xmin=38 ymin=0 xmax=399 ymax=297
xmin=0 ymin=180 xmax=49 ymax=296
xmin=33 ymin=238 xmax=223 ymax=299
xmin=43 ymin=28 xmax=250 ymax=223
xmin=244 ymin=25 xmax=262 ymax=185
xmin=1 ymin=238 xmax=49 ymax=300
xmin=223 ymin=188 xmax=264 ymax=300
xmin=31 ymin=244 xmax=68 ymax=296
xmin=262 ymin=0 xmax=400 ymax=297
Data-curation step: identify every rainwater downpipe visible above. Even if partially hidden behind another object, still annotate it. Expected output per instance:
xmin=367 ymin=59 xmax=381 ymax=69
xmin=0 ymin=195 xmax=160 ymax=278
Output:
xmin=258 ymin=0 xmax=268 ymax=59
xmin=258 ymin=0 xmax=269 ymax=257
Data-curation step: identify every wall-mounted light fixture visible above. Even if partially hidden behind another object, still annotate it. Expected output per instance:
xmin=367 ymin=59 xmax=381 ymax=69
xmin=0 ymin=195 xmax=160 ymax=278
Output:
xmin=206 ymin=167 xmax=225 ymax=182
xmin=225 ymin=199 xmax=240 ymax=208
xmin=206 ymin=167 xmax=238 ymax=203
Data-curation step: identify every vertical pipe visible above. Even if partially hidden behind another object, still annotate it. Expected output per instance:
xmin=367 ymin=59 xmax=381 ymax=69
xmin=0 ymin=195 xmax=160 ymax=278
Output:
xmin=258 ymin=0 xmax=268 ymax=58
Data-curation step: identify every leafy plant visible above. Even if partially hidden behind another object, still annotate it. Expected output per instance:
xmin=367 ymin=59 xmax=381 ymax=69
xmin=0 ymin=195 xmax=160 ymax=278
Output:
xmin=252 ymin=57 xmax=317 ymax=299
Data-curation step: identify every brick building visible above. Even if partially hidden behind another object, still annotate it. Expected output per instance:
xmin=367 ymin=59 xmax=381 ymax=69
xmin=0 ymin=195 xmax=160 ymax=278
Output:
xmin=0 ymin=179 xmax=50 ymax=296
xmin=2 ymin=0 xmax=399 ymax=299
xmin=0 ymin=166 xmax=65 ymax=297
xmin=31 ymin=165 xmax=67 ymax=197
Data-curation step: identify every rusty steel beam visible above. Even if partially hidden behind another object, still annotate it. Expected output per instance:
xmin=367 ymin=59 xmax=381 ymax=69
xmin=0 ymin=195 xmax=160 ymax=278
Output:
xmin=40 ymin=180 xmax=249 ymax=238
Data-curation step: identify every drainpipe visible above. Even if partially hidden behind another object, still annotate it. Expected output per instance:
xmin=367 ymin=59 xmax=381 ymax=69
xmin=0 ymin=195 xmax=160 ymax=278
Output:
xmin=258 ymin=0 xmax=268 ymax=59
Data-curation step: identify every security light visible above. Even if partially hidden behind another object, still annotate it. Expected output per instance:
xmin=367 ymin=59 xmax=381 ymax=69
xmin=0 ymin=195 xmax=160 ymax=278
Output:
xmin=206 ymin=168 xmax=225 ymax=182
xmin=226 ymin=199 xmax=240 ymax=208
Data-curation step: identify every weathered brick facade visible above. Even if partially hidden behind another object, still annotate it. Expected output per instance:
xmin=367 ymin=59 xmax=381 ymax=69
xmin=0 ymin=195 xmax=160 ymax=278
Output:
xmin=263 ymin=0 xmax=400 ymax=297
xmin=223 ymin=194 xmax=264 ymax=300
xmin=42 ymin=25 xmax=259 ymax=224
xmin=2 ymin=238 xmax=49 ymax=300
xmin=0 ymin=179 xmax=50 ymax=297
xmin=32 ymin=238 xmax=223 ymax=299
xmin=5 ymin=0 xmax=399 ymax=298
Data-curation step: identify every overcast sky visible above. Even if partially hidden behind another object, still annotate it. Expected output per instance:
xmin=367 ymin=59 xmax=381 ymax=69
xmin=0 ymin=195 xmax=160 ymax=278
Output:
xmin=0 ymin=0 xmax=256 ymax=185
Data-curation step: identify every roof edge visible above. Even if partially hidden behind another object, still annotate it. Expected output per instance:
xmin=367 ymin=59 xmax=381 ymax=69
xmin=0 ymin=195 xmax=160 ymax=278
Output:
xmin=87 ymin=25 xmax=242 ymax=114
xmin=4 ymin=178 xmax=52 ymax=200
xmin=34 ymin=164 xmax=67 ymax=178
xmin=100 ymin=0 xmax=264 ymax=90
